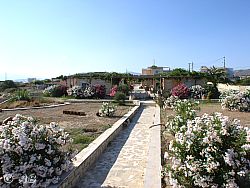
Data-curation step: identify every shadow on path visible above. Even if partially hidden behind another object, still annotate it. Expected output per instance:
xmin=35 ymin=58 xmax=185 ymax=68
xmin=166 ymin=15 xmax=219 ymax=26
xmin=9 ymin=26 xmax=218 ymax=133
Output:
xmin=74 ymin=106 xmax=147 ymax=188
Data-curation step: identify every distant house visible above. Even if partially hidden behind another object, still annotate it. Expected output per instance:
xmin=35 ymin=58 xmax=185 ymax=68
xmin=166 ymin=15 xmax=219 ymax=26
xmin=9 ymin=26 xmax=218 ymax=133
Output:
xmin=200 ymin=66 xmax=209 ymax=73
xmin=234 ymin=69 xmax=250 ymax=79
xmin=200 ymin=66 xmax=234 ymax=78
xmin=142 ymin=65 xmax=170 ymax=75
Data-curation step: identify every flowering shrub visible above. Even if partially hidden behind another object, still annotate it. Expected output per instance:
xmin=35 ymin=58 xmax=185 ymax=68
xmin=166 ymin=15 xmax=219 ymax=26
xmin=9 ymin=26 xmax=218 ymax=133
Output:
xmin=189 ymin=85 xmax=204 ymax=99
xmin=67 ymin=86 xmax=84 ymax=98
xmin=109 ymin=85 xmax=118 ymax=97
xmin=166 ymin=99 xmax=199 ymax=134
xmin=171 ymin=83 xmax=190 ymax=99
xmin=0 ymin=114 xmax=75 ymax=187
xmin=98 ymin=102 xmax=116 ymax=117
xmin=163 ymin=100 xmax=250 ymax=187
xmin=220 ymin=90 xmax=239 ymax=100
xmin=221 ymin=90 xmax=250 ymax=112
xmin=166 ymin=113 xmax=250 ymax=187
xmin=163 ymin=95 xmax=179 ymax=109
xmin=117 ymin=84 xmax=130 ymax=96
xmin=67 ymin=86 xmax=95 ymax=99
xmin=43 ymin=85 xmax=67 ymax=97
xmin=93 ymin=84 xmax=106 ymax=99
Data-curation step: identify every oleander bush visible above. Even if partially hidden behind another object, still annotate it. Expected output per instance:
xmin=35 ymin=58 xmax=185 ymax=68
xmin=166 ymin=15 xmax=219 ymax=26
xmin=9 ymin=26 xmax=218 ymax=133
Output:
xmin=171 ymin=83 xmax=190 ymax=99
xmin=67 ymin=86 xmax=95 ymax=99
xmin=98 ymin=102 xmax=116 ymax=117
xmin=165 ymin=99 xmax=199 ymax=134
xmin=221 ymin=90 xmax=250 ymax=112
xmin=163 ymin=95 xmax=179 ymax=109
xmin=189 ymin=85 xmax=205 ymax=99
xmin=43 ymin=85 xmax=67 ymax=97
xmin=109 ymin=85 xmax=118 ymax=97
xmin=93 ymin=84 xmax=106 ymax=99
xmin=0 ymin=114 xmax=75 ymax=187
xmin=163 ymin=100 xmax=250 ymax=188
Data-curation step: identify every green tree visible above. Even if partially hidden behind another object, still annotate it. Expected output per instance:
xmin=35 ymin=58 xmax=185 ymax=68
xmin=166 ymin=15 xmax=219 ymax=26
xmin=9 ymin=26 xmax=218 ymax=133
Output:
xmin=206 ymin=66 xmax=227 ymax=87
xmin=0 ymin=80 xmax=17 ymax=91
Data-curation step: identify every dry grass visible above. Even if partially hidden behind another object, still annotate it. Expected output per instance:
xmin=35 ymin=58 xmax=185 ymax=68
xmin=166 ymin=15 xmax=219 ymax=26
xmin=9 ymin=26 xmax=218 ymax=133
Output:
xmin=0 ymin=97 xmax=63 ymax=109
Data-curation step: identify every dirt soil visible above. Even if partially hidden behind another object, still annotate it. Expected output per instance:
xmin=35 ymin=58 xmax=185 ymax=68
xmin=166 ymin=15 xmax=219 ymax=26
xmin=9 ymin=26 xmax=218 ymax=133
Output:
xmin=0 ymin=102 xmax=132 ymax=130
xmin=162 ymin=103 xmax=250 ymax=127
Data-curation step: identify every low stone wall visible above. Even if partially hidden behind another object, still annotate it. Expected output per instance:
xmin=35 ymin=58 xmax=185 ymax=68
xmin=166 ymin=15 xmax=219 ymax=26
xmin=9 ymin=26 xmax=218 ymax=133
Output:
xmin=49 ymin=102 xmax=141 ymax=188
xmin=1 ymin=102 xmax=70 ymax=111
xmin=144 ymin=104 xmax=161 ymax=188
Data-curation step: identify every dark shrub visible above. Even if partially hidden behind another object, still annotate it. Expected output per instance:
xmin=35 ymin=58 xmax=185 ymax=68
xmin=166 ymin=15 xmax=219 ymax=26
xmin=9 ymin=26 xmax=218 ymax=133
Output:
xmin=114 ymin=92 xmax=126 ymax=105
xmin=0 ymin=80 xmax=17 ymax=92
xmin=93 ymin=84 xmax=106 ymax=99
xmin=13 ymin=89 xmax=30 ymax=101
xmin=204 ymin=84 xmax=220 ymax=99
xmin=118 ymin=84 xmax=130 ymax=96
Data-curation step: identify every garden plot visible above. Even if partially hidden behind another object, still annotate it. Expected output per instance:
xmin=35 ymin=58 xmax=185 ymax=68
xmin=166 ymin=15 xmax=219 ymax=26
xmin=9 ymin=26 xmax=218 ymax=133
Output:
xmin=162 ymin=102 xmax=250 ymax=127
xmin=0 ymin=102 xmax=132 ymax=151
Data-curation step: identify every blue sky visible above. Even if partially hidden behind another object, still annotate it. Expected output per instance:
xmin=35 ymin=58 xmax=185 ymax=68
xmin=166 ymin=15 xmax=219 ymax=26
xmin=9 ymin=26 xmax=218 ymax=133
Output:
xmin=1 ymin=0 xmax=250 ymax=80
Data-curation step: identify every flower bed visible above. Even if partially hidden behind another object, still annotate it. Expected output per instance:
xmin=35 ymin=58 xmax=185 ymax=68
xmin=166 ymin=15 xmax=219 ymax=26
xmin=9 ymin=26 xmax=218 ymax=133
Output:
xmin=67 ymin=85 xmax=106 ymax=99
xmin=221 ymin=90 xmax=250 ymax=112
xmin=162 ymin=99 xmax=250 ymax=187
xmin=0 ymin=114 xmax=75 ymax=187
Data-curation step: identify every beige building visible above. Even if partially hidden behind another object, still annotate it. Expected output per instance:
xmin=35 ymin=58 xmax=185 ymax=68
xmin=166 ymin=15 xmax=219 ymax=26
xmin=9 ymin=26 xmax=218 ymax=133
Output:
xmin=142 ymin=65 xmax=170 ymax=75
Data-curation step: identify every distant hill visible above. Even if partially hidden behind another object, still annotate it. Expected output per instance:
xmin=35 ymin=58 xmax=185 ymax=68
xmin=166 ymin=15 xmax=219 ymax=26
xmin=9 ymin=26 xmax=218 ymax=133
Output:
xmin=14 ymin=79 xmax=28 ymax=83
xmin=128 ymin=71 xmax=141 ymax=75
xmin=234 ymin=69 xmax=250 ymax=77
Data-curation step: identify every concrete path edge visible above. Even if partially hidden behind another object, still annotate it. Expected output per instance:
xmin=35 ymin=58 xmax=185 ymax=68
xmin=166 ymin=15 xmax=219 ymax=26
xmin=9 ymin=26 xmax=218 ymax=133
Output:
xmin=144 ymin=104 xmax=161 ymax=188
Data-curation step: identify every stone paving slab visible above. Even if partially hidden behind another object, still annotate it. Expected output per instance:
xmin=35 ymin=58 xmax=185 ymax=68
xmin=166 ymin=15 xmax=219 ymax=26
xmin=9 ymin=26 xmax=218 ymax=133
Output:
xmin=75 ymin=104 xmax=156 ymax=188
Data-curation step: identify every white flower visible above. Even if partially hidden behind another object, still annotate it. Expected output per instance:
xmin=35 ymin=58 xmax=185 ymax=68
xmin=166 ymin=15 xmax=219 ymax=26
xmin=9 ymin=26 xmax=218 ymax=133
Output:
xmin=45 ymin=158 xmax=52 ymax=167
xmin=51 ymin=176 xmax=60 ymax=184
xmin=35 ymin=143 xmax=46 ymax=150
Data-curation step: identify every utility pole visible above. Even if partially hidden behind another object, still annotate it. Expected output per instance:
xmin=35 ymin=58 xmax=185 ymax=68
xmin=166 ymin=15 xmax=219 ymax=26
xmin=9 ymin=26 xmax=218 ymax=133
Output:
xmin=188 ymin=62 xmax=191 ymax=72
xmin=5 ymin=72 xmax=7 ymax=81
xmin=192 ymin=62 xmax=194 ymax=72
xmin=223 ymin=56 xmax=226 ymax=69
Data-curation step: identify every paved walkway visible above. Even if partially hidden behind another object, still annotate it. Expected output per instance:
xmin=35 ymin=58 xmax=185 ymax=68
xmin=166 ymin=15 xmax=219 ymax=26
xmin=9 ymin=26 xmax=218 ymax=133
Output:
xmin=75 ymin=104 xmax=156 ymax=188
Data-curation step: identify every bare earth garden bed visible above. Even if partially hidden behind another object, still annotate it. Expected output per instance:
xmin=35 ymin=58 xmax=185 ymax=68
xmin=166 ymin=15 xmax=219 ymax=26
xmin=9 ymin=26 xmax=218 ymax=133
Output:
xmin=162 ymin=102 xmax=250 ymax=127
xmin=0 ymin=102 xmax=133 ymax=151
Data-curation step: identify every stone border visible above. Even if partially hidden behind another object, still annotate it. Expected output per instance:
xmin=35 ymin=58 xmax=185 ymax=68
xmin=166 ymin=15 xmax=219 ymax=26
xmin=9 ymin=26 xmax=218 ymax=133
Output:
xmin=144 ymin=103 xmax=161 ymax=188
xmin=49 ymin=101 xmax=141 ymax=188
xmin=0 ymin=98 xmax=11 ymax=105
xmin=1 ymin=102 xmax=70 ymax=111
xmin=65 ymin=98 xmax=137 ymax=105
